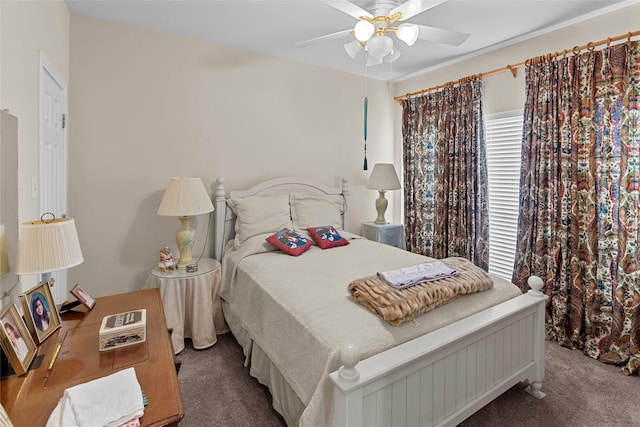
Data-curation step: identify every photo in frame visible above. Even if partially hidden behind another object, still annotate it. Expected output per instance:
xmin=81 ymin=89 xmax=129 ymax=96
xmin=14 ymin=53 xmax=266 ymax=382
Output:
xmin=69 ymin=284 xmax=95 ymax=310
xmin=0 ymin=303 xmax=37 ymax=376
xmin=22 ymin=282 xmax=61 ymax=344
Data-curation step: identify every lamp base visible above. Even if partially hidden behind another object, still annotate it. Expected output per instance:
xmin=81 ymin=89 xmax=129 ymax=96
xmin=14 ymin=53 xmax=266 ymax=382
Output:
xmin=374 ymin=190 xmax=388 ymax=225
xmin=175 ymin=216 xmax=195 ymax=270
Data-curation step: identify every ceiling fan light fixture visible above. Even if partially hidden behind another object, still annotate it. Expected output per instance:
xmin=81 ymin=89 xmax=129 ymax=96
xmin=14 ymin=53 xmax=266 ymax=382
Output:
xmin=354 ymin=20 xmax=375 ymax=42
xmin=367 ymin=35 xmax=393 ymax=59
xmin=397 ymin=23 xmax=419 ymax=46
xmin=344 ymin=39 xmax=364 ymax=59
xmin=384 ymin=48 xmax=402 ymax=63
xmin=366 ymin=52 xmax=384 ymax=66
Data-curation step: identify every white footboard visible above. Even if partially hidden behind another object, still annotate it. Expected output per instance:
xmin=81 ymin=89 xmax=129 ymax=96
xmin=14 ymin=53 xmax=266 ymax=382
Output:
xmin=330 ymin=290 xmax=547 ymax=427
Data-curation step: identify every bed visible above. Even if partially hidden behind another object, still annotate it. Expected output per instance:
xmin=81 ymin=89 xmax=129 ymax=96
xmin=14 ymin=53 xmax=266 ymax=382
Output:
xmin=212 ymin=175 xmax=547 ymax=427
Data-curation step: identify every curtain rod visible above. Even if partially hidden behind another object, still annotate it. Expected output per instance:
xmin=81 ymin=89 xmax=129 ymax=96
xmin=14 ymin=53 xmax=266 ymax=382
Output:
xmin=394 ymin=29 xmax=640 ymax=104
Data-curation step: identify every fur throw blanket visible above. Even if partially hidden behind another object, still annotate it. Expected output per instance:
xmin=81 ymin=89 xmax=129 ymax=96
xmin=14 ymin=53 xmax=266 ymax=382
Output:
xmin=348 ymin=257 xmax=494 ymax=326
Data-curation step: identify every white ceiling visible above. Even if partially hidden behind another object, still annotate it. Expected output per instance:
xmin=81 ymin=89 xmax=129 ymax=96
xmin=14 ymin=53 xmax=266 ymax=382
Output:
xmin=65 ymin=0 xmax=635 ymax=81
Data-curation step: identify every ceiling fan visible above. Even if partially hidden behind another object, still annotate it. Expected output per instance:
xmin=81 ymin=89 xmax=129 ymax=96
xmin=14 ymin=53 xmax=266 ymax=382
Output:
xmin=295 ymin=0 xmax=469 ymax=66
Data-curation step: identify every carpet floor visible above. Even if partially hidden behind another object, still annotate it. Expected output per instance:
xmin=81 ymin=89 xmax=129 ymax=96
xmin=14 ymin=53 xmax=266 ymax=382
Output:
xmin=176 ymin=332 xmax=639 ymax=426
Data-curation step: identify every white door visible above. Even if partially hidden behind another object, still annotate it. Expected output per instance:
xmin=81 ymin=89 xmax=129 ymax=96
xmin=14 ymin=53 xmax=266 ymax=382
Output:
xmin=39 ymin=52 xmax=68 ymax=306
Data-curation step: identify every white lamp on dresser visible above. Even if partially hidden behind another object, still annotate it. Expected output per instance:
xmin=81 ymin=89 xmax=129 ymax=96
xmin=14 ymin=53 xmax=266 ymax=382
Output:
xmin=15 ymin=214 xmax=84 ymax=288
xmin=15 ymin=213 xmax=84 ymax=310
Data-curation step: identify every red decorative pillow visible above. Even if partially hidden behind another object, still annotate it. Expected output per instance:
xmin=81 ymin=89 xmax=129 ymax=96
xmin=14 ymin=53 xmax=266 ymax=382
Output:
xmin=266 ymin=228 xmax=312 ymax=256
xmin=306 ymin=226 xmax=350 ymax=249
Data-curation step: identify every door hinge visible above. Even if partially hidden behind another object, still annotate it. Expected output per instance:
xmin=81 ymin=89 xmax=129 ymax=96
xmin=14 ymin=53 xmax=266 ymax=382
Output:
xmin=62 ymin=114 xmax=66 ymax=129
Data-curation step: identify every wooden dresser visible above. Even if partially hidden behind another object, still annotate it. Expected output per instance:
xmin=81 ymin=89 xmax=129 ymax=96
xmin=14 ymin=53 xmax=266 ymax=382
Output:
xmin=1 ymin=288 xmax=184 ymax=426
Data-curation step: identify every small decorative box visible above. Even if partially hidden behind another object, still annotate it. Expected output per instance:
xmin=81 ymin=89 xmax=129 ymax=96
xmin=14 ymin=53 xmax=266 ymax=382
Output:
xmin=99 ymin=309 xmax=147 ymax=351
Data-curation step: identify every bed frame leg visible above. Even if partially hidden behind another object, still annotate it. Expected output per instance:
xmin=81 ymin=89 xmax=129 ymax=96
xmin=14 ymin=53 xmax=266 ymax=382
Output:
xmin=525 ymin=276 xmax=546 ymax=400
xmin=525 ymin=381 xmax=546 ymax=399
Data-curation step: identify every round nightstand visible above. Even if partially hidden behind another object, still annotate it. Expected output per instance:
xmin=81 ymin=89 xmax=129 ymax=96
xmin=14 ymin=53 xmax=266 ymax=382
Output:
xmin=143 ymin=258 xmax=228 ymax=354
xmin=361 ymin=222 xmax=406 ymax=250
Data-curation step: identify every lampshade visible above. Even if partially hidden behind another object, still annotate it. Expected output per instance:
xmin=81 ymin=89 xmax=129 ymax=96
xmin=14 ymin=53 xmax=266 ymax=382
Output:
xmin=367 ymin=35 xmax=394 ymax=59
xmin=157 ymin=177 xmax=214 ymax=217
xmin=397 ymin=23 xmax=420 ymax=46
xmin=354 ymin=20 xmax=375 ymax=42
xmin=0 ymin=224 xmax=10 ymax=276
xmin=367 ymin=163 xmax=401 ymax=191
xmin=15 ymin=217 xmax=83 ymax=275
xmin=344 ymin=39 xmax=364 ymax=59
xmin=366 ymin=52 xmax=383 ymax=66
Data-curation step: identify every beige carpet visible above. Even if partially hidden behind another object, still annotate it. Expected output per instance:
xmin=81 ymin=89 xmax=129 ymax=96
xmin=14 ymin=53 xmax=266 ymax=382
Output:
xmin=177 ymin=332 xmax=640 ymax=426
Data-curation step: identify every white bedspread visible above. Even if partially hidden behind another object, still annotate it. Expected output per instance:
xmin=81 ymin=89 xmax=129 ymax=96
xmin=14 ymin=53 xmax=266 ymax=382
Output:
xmin=221 ymin=234 xmax=521 ymax=427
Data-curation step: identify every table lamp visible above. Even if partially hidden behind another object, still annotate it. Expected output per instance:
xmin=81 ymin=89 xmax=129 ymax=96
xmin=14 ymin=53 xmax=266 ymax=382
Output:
xmin=367 ymin=163 xmax=401 ymax=225
xmin=15 ymin=214 xmax=84 ymax=287
xmin=157 ymin=177 xmax=214 ymax=270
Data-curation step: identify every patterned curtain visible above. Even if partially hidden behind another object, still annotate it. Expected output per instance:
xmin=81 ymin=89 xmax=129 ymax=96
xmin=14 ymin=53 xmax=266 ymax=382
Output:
xmin=513 ymin=40 xmax=640 ymax=375
xmin=402 ymin=78 xmax=489 ymax=270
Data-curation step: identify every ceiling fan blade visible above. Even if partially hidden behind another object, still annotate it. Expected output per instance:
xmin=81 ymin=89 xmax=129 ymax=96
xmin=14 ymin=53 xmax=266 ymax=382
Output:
xmin=294 ymin=28 xmax=353 ymax=48
xmin=391 ymin=0 xmax=449 ymax=21
xmin=415 ymin=24 xmax=469 ymax=46
xmin=325 ymin=0 xmax=373 ymax=20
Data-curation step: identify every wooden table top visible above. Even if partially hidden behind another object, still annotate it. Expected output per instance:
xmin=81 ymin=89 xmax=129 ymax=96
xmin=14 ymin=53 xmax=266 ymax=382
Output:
xmin=1 ymin=288 xmax=184 ymax=427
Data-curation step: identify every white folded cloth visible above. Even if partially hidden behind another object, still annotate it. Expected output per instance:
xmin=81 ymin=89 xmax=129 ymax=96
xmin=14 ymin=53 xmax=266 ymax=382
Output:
xmin=378 ymin=261 xmax=459 ymax=289
xmin=46 ymin=367 xmax=144 ymax=427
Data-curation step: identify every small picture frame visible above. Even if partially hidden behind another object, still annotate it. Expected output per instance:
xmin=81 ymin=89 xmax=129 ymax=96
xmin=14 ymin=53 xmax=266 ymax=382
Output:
xmin=70 ymin=284 xmax=95 ymax=310
xmin=0 ymin=303 xmax=37 ymax=376
xmin=22 ymin=282 xmax=61 ymax=344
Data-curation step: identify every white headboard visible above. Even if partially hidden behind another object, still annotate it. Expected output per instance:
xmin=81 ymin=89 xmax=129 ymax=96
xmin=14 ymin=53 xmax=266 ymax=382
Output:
xmin=213 ymin=176 xmax=350 ymax=261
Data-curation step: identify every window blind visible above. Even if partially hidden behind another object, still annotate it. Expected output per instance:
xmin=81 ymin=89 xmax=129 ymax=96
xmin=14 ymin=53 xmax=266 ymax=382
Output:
xmin=485 ymin=111 xmax=523 ymax=281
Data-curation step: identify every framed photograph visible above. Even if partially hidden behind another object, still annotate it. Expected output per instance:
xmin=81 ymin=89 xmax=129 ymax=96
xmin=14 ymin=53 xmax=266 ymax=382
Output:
xmin=22 ymin=282 xmax=61 ymax=344
xmin=70 ymin=284 xmax=95 ymax=310
xmin=0 ymin=303 xmax=37 ymax=376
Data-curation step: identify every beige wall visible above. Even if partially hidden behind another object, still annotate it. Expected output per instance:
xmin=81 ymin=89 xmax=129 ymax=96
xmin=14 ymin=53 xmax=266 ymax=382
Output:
xmin=68 ymin=14 xmax=394 ymax=297
xmin=0 ymin=1 xmax=70 ymax=297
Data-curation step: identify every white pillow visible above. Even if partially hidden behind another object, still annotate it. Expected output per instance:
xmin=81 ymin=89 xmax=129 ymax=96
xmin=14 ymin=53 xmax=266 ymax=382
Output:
xmin=227 ymin=194 xmax=293 ymax=248
xmin=290 ymin=193 xmax=343 ymax=230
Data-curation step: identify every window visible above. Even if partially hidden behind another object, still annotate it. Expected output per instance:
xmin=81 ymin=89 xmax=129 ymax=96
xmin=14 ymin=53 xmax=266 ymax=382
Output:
xmin=485 ymin=111 xmax=523 ymax=281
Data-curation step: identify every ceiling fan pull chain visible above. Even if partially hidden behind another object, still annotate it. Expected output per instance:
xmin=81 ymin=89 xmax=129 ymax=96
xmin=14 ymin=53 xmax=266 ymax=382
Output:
xmin=363 ymin=95 xmax=368 ymax=170
xmin=363 ymin=52 xmax=368 ymax=171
